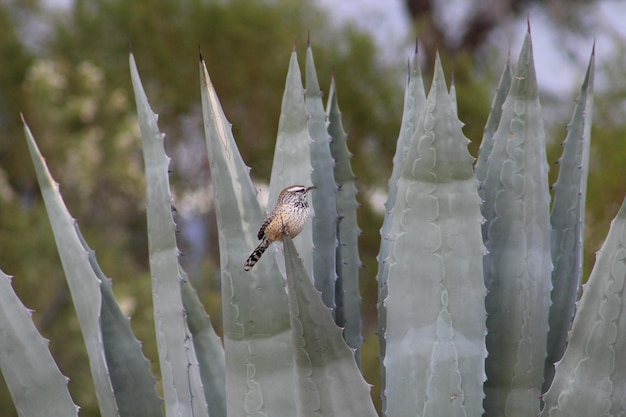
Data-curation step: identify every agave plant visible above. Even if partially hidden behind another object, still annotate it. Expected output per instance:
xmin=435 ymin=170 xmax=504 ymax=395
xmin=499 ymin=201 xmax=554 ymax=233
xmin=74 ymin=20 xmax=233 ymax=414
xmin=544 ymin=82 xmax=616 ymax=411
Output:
xmin=1 ymin=27 xmax=625 ymax=417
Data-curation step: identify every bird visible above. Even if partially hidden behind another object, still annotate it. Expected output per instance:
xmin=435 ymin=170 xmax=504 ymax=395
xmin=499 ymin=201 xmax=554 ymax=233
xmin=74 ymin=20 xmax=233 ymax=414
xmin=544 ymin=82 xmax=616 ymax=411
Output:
xmin=244 ymin=184 xmax=317 ymax=271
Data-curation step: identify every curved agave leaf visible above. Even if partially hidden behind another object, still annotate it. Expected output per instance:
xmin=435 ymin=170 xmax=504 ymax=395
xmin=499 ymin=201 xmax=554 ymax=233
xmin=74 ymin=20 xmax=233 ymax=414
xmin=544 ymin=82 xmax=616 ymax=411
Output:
xmin=449 ymin=72 xmax=458 ymax=115
xmin=130 ymin=53 xmax=208 ymax=417
xmin=306 ymin=43 xmax=339 ymax=312
xmin=100 ymin=276 xmax=164 ymax=417
xmin=327 ymin=77 xmax=363 ymax=364
xmin=475 ymin=58 xmax=513 ymax=192
xmin=384 ymin=54 xmax=486 ymax=417
xmin=481 ymin=31 xmax=552 ymax=417
xmin=199 ymin=53 xmax=297 ymax=417
xmin=0 ymin=269 xmax=79 ymax=417
xmin=542 ymin=196 xmax=626 ymax=416
xmin=543 ymin=46 xmax=594 ymax=395
xmin=23 ymin=120 xmax=120 ymax=417
xmin=76 ymin=225 xmax=163 ymax=417
xmin=283 ymin=235 xmax=378 ymax=417
xmin=180 ymin=271 xmax=226 ymax=417
xmin=268 ymin=47 xmax=314 ymax=277
xmin=376 ymin=46 xmax=426 ymax=412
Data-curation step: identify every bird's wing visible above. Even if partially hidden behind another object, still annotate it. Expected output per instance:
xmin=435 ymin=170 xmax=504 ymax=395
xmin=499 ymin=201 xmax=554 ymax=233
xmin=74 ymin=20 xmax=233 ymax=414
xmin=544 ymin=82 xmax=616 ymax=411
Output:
xmin=257 ymin=212 xmax=274 ymax=240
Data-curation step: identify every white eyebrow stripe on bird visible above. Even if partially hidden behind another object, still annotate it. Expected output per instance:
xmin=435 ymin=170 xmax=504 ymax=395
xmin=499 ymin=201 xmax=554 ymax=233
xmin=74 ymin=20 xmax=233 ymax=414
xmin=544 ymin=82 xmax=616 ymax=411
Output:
xmin=287 ymin=186 xmax=305 ymax=192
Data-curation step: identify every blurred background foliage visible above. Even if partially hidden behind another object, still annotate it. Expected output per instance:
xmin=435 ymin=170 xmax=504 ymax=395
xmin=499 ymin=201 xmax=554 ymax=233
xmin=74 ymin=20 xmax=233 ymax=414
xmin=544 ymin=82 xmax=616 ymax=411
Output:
xmin=0 ymin=0 xmax=625 ymax=415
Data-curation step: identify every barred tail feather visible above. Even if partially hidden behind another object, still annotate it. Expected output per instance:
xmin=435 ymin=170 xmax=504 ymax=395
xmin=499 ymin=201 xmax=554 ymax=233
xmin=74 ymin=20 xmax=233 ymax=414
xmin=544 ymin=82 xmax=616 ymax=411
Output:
xmin=244 ymin=238 xmax=271 ymax=271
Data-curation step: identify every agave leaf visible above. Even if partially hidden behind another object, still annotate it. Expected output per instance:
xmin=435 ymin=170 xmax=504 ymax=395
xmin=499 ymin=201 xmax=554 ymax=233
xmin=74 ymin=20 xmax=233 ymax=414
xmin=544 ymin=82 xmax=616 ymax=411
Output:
xmin=199 ymin=54 xmax=298 ymax=417
xmin=23 ymin=120 xmax=120 ymax=417
xmin=542 ymin=195 xmax=626 ymax=416
xmin=449 ymin=72 xmax=458 ymax=115
xmin=100 ymin=277 xmax=164 ymax=417
xmin=475 ymin=57 xmax=513 ymax=191
xmin=180 ymin=271 xmax=227 ymax=417
xmin=305 ymin=43 xmax=339 ymax=313
xmin=282 ymin=235 xmax=378 ymax=417
xmin=0 ymin=269 xmax=79 ymax=417
xmin=75 ymin=225 xmax=163 ymax=417
xmin=268 ymin=47 xmax=315 ymax=276
xmin=384 ymin=54 xmax=486 ymax=417
xmin=376 ymin=46 xmax=426 ymax=411
xmin=130 ymin=54 xmax=207 ymax=417
xmin=481 ymin=31 xmax=552 ymax=417
xmin=543 ymin=46 xmax=594 ymax=394
xmin=327 ymin=77 xmax=363 ymax=364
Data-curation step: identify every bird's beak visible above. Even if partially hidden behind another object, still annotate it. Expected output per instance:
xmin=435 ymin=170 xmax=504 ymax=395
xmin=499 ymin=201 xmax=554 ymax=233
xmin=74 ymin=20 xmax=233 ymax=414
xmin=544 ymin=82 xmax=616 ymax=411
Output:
xmin=306 ymin=185 xmax=318 ymax=192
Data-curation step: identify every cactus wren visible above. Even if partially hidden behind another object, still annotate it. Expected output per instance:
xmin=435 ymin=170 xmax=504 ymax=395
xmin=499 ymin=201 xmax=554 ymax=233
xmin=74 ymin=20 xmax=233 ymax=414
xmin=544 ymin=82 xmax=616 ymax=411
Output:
xmin=243 ymin=185 xmax=317 ymax=271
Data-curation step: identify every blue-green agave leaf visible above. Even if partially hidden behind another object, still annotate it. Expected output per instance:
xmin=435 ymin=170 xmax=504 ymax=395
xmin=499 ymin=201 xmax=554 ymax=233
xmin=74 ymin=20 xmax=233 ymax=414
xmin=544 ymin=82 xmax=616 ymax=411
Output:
xmin=282 ymin=235 xmax=378 ymax=417
xmin=449 ymin=72 xmax=458 ymax=116
xmin=481 ymin=31 xmax=552 ymax=417
xmin=130 ymin=54 xmax=208 ymax=417
xmin=305 ymin=43 xmax=339 ymax=312
xmin=180 ymin=271 xmax=227 ymax=417
xmin=23 ymin=120 xmax=120 ymax=417
xmin=376 ymin=47 xmax=426 ymax=411
xmin=100 ymin=277 xmax=164 ymax=417
xmin=74 ymin=225 xmax=163 ymax=417
xmin=326 ymin=77 xmax=363 ymax=364
xmin=0 ymin=269 xmax=79 ymax=417
xmin=199 ymin=54 xmax=298 ymax=417
xmin=268 ymin=48 xmax=314 ymax=277
xmin=384 ymin=54 xmax=486 ymax=417
xmin=543 ymin=46 xmax=595 ymax=395
xmin=542 ymin=195 xmax=626 ymax=416
xmin=475 ymin=57 xmax=513 ymax=191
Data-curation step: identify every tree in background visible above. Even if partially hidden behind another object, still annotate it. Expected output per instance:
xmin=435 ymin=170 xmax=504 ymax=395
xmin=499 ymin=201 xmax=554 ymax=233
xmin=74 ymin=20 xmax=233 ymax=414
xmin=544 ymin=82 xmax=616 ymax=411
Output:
xmin=404 ymin=0 xmax=596 ymax=62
